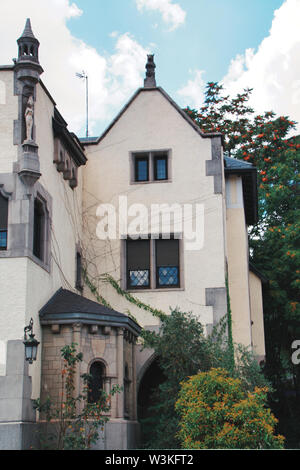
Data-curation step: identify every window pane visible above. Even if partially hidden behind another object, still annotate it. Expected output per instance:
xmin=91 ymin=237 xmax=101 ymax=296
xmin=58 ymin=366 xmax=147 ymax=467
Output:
xmin=156 ymin=239 xmax=179 ymax=266
xmin=158 ymin=266 xmax=179 ymax=286
xmin=135 ymin=157 xmax=149 ymax=181
xmin=129 ymin=269 xmax=149 ymax=287
xmin=127 ymin=239 xmax=150 ymax=288
xmin=156 ymin=239 xmax=179 ymax=287
xmin=0 ymin=194 xmax=8 ymax=231
xmin=155 ymin=157 xmax=167 ymax=180
xmin=0 ymin=230 xmax=7 ymax=250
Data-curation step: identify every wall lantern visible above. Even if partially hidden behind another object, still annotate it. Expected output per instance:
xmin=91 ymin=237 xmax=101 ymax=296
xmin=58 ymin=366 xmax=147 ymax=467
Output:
xmin=23 ymin=318 xmax=40 ymax=364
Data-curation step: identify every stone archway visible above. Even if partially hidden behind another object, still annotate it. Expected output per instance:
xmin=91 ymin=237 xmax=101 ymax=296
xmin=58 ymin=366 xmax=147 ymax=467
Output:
xmin=137 ymin=356 xmax=165 ymax=447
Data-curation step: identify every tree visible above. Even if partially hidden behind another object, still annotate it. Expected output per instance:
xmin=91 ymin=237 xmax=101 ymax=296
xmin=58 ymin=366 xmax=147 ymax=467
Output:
xmin=140 ymin=309 xmax=269 ymax=449
xmin=184 ymin=84 xmax=300 ymax=447
xmin=33 ymin=343 xmax=120 ymax=450
xmin=175 ymin=368 xmax=284 ymax=450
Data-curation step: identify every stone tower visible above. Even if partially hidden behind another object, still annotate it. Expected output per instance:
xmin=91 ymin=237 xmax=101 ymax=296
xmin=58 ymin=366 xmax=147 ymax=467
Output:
xmin=14 ymin=18 xmax=43 ymax=186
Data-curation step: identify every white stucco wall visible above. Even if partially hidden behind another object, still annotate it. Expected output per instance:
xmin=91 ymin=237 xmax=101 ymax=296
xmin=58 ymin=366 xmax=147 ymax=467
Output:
xmin=249 ymin=271 xmax=266 ymax=359
xmin=0 ymin=258 xmax=28 ymax=375
xmin=226 ymin=175 xmax=253 ymax=348
xmin=0 ymin=82 xmax=84 ymax=399
xmin=82 ymin=89 xmax=227 ymax=330
xmin=0 ymin=70 xmax=18 ymax=173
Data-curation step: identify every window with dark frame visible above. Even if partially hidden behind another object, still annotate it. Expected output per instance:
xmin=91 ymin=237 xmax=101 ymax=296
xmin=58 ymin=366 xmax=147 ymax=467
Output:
xmin=132 ymin=150 xmax=170 ymax=183
xmin=88 ymin=361 xmax=105 ymax=404
xmin=154 ymin=154 xmax=168 ymax=181
xmin=135 ymin=156 xmax=149 ymax=182
xmin=125 ymin=236 xmax=180 ymax=290
xmin=0 ymin=193 xmax=8 ymax=251
xmin=126 ymin=238 xmax=150 ymax=289
xmin=156 ymin=238 xmax=179 ymax=288
xmin=33 ymin=198 xmax=45 ymax=261
xmin=76 ymin=250 xmax=83 ymax=290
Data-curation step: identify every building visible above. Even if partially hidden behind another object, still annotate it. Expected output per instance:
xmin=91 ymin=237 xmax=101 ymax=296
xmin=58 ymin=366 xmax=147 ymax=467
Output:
xmin=0 ymin=19 xmax=265 ymax=450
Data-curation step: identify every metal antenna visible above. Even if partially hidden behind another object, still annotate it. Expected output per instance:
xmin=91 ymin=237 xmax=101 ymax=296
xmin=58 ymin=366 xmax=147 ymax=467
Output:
xmin=76 ymin=71 xmax=89 ymax=138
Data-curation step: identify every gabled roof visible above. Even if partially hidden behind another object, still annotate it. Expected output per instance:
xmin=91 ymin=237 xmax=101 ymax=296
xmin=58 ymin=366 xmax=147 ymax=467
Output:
xmin=39 ymin=288 xmax=141 ymax=335
xmin=79 ymin=86 xmax=224 ymax=147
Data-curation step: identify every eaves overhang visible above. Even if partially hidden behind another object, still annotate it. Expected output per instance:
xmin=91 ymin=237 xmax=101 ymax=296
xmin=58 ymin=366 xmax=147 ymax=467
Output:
xmin=52 ymin=108 xmax=87 ymax=167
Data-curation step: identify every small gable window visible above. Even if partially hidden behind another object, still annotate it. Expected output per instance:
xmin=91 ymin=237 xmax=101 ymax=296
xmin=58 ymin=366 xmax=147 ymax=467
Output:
xmin=131 ymin=150 xmax=171 ymax=184
xmin=0 ymin=193 xmax=8 ymax=251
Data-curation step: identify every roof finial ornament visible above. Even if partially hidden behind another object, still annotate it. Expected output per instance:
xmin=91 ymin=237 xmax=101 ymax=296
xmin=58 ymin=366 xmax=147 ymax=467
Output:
xmin=144 ymin=54 xmax=156 ymax=88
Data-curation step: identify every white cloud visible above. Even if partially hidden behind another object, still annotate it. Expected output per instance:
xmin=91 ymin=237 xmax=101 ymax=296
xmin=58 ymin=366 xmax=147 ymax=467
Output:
xmin=136 ymin=0 xmax=186 ymax=31
xmin=66 ymin=2 xmax=83 ymax=18
xmin=177 ymin=70 xmax=206 ymax=109
xmin=0 ymin=0 xmax=149 ymax=136
xmin=222 ymin=0 xmax=300 ymax=131
xmin=176 ymin=0 xmax=300 ymax=133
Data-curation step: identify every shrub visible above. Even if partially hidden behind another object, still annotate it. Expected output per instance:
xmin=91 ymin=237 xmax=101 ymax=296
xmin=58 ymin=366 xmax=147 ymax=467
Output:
xmin=175 ymin=368 xmax=285 ymax=449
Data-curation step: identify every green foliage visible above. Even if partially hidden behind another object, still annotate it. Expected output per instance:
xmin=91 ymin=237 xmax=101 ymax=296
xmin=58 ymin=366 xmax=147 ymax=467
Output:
xmin=102 ymin=273 xmax=168 ymax=321
xmin=140 ymin=309 xmax=270 ymax=449
xmin=175 ymin=368 xmax=285 ymax=449
xmin=184 ymin=83 xmax=300 ymax=446
xmin=33 ymin=343 xmax=120 ymax=450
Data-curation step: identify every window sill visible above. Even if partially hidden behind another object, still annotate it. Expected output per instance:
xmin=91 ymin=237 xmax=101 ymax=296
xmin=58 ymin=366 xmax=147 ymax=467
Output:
xmin=0 ymin=250 xmax=50 ymax=273
xmin=28 ymin=253 xmax=51 ymax=273
xmin=126 ymin=287 xmax=185 ymax=293
xmin=130 ymin=179 xmax=172 ymax=185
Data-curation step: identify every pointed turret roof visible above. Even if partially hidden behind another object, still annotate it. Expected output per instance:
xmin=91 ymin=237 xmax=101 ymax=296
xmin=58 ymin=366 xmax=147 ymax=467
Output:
xmin=19 ymin=18 xmax=36 ymax=40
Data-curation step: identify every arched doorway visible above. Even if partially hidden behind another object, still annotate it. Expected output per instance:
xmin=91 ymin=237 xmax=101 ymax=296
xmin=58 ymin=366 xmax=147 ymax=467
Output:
xmin=137 ymin=357 xmax=165 ymax=447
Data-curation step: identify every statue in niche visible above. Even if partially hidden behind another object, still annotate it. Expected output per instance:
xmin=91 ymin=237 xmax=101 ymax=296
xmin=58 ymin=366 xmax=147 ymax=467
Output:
xmin=24 ymin=95 xmax=34 ymax=142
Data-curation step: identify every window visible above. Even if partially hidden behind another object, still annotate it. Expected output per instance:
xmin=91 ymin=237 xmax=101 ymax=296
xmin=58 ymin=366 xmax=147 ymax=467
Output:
xmin=33 ymin=197 xmax=47 ymax=261
xmin=0 ymin=193 xmax=8 ymax=251
xmin=154 ymin=154 xmax=168 ymax=181
xmin=124 ymin=363 xmax=131 ymax=418
xmin=88 ymin=361 xmax=105 ymax=404
xmin=126 ymin=238 xmax=150 ymax=289
xmin=135 ymin=156 xmax=149 ymax=182
xmin=76 ymin=250 xmax=83 ymax=291
xmin=131 ymin=150 xmax=170 ymax=183
xmin=125 ymin=236 xmax=181 ymax=290
xmin=156 ymin=238 xmax=179 ymax=287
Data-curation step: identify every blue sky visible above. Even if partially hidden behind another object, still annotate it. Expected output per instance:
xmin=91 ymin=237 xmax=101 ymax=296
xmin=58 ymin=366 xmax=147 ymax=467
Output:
xmin=68 ymin=0 xmax=283 ymax=92
xmin=1 ymin=0 xmax=299 ymax=137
